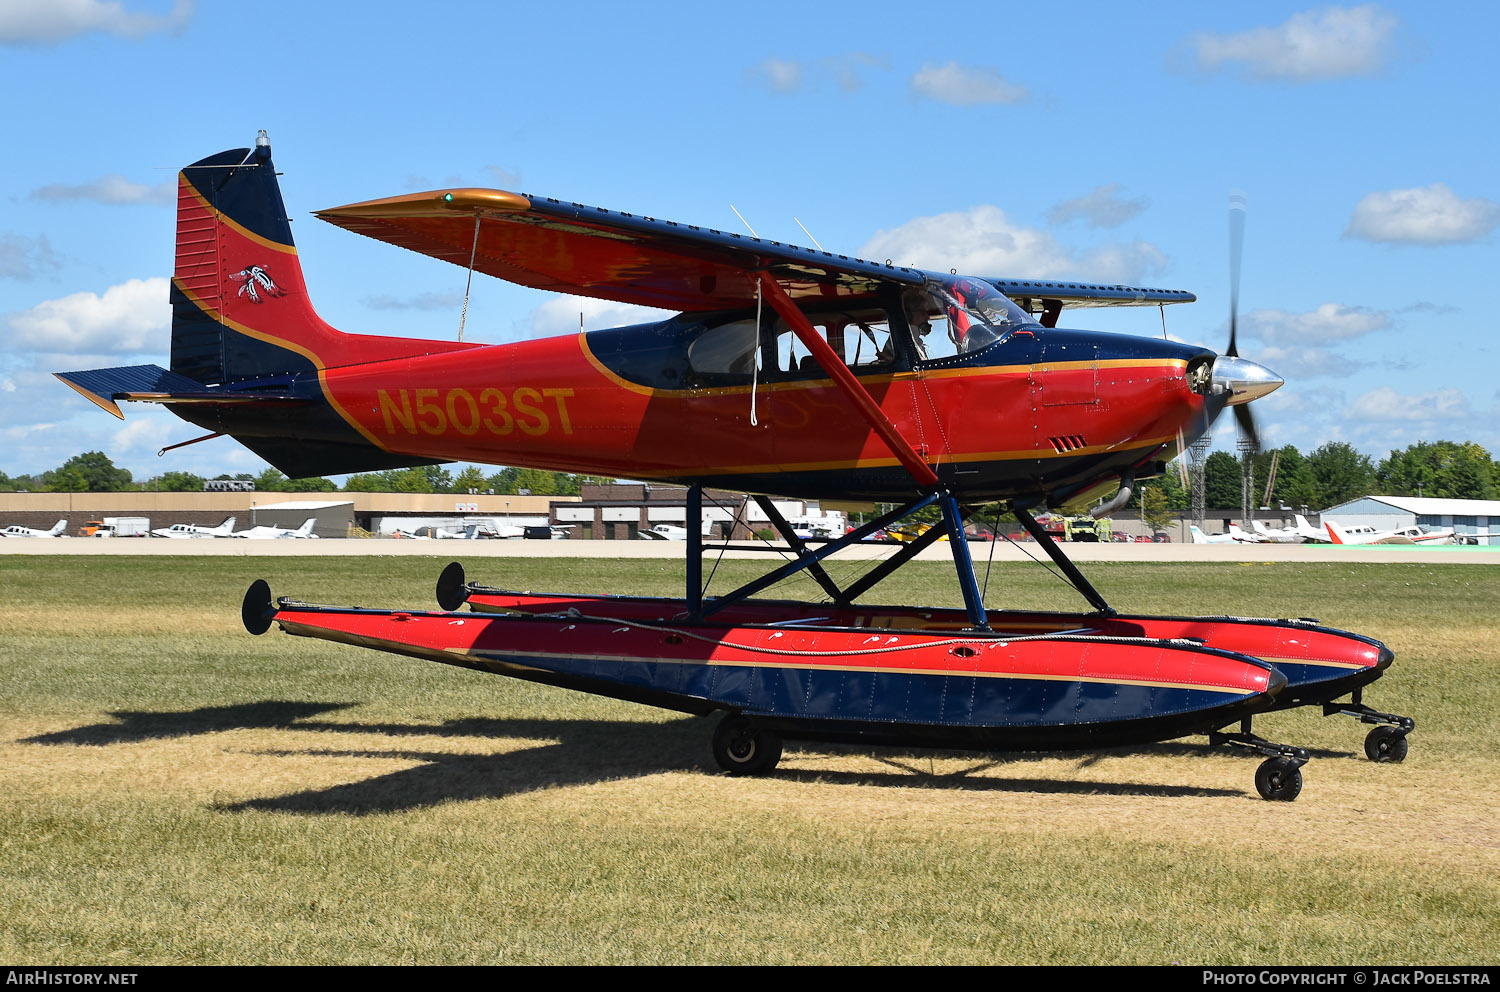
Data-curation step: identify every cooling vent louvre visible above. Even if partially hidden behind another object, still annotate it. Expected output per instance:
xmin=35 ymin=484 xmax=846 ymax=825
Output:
xmin=1048 ymin=435 xmax=1087 ymax=453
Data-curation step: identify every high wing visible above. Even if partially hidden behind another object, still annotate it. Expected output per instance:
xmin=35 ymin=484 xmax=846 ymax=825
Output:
xmin=314 ymin=187 xmax=1195 ymax=312
xmin=987 ymin=278 xmax=1195 ymax=309
xmin=314 ymin=188 xmax=924 ymax=311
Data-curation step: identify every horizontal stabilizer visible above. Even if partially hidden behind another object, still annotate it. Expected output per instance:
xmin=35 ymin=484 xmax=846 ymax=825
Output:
xmin=55 ymin=364 xmax=306 ymax=419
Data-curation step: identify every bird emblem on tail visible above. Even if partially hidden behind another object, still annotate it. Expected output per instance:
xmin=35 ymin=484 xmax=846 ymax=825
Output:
xmin=229 ymin=264 xmax=284 ymax=303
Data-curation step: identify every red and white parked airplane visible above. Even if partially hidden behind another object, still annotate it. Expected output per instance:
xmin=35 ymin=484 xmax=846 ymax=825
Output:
xmin=1324 ymin=520 xmax=1456 ymax=545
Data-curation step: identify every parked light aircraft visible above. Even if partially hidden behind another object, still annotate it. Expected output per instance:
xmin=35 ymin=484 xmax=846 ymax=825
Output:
xmin=1325 ymin=521 xmax=1455 ymax=545
xmin=1189 ymin=524 xmax=1238 ymax=545
xmin=0 ymin=519 xmax=67 ymax=538
xmin=638 ymin=523 xmax=692 ymax=540
xmin=58 ymin=133 xmax=1416 ymax=799
xmin=1190 ymin=524 xmax=1263 ymax=544
xmin=151 ymin=517 xmax=236 ymax=539
xmin=395 ymin=523 xmax=486 ymax=539
xmin=1293 ymin=514 xmax=1329 ymax=542
xmin=233 ymin=518 xmax=317 ymax=539
xmin=1251 ymin=520 xmax=1304 ymax=543
xmin=1228 ymin=523 xmax=1266 ymax=543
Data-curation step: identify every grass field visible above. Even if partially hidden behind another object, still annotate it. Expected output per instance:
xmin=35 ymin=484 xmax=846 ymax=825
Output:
xmin=1 ymin=554 xmax=1497 ymax=965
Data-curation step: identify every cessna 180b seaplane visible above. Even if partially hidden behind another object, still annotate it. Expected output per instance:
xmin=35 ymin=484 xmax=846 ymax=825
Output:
xmin=57 ymin=134 xmax=1413 ymax=799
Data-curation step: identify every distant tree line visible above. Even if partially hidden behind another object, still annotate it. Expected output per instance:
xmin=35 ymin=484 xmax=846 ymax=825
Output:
xmin=1129 ymin=439 xmax=1500 ymax=516
xmin=5 ymin=442 xmax=1497 ymax=506
xmin=0 ymin=452 xmax=614 ymax=497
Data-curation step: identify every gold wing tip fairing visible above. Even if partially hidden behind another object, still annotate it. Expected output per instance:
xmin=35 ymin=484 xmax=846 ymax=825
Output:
xmin=315 ymin=188 xmax=532 ymax=223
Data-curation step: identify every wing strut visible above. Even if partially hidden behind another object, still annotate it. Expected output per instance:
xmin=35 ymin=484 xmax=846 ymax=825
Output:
xmin=1010 ymin=505 xmax=1114 ymax=614
xmin=756 ymin=273 xmax=939 ymax=487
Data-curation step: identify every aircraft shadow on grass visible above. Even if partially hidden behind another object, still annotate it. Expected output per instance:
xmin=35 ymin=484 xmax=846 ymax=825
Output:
xmin=220 ymin=712 xmax=1254 ymax=814
xmin=21 ymin=700 xmax=359 ymax=746
xmin=25 ymin=700 xmax=1357 ymax=814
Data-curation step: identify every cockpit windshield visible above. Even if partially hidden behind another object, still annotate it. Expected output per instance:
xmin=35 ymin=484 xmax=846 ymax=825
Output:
xmin=912 ymin=275 xmax=1038 ymax=357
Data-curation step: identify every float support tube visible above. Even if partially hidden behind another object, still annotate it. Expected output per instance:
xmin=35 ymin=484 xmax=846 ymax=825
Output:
xmin=687 ymin=484 xmax=704 ymax=618
xmin=702 ymin=494 xmax=938 ymax=618
xmin=1011 ymin=504 xmax=1115 ymax=614
xmin=940 ymin=493 xmax=990 ymax=630
xmin=752 ymin=494 xmax=845 ymax=604
xmin=838 ymin=512 xmax=949 ymax=602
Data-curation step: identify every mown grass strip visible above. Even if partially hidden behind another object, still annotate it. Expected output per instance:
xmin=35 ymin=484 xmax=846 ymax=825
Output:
xmin=1 ymin=556 xmax=1496 ymax=964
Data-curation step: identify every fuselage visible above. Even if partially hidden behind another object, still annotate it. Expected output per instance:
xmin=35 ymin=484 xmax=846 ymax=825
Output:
xmin=220 ymin=301 xmax=1216 ymax=504
xmin=136 ymin=142 xmax=1230 ymax=502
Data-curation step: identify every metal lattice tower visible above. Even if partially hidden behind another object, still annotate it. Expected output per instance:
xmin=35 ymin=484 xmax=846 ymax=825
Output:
xmin=1238 ymin=435 xmax=1259 ymax=525
xmin=1188 ymin=435 xmax=1211 ymax=525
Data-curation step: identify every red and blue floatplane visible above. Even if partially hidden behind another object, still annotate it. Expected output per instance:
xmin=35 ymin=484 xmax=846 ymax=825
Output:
xmin=59 ymin=133 xmax=1409 ymax=799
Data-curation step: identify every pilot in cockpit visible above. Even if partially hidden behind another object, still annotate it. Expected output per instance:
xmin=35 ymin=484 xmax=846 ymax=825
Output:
xmin=902 ymin=288 xmax=934 ymax=360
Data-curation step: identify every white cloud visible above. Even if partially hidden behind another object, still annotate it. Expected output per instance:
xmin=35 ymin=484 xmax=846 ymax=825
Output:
xmin=1243 ymin=303 xmax=1391 ymax=344
xmin=1256 ymin=344 xmax=1366 ymax=378
xmin=1258 ymin=385 xmax=1345 ymax=416
xmin=7 ymin=277 xmax=169 ymax=353
xmin=747 ymin=57 xmax=805 ymax=93
xmin=1344 ymin=183 xmax=1500 ymax=244
xmin=402 ymin=172 xmax=468 ymax=191
xmin=0 ymin=233 xmax=61 ymax=280
xmin=531 ymin=294 xmax=672 ymax=336
xmin=1254 ymin=385 xmax=1345 ymax=451
xmin=746 ymin=53 xmax=886 ymax=94
xmin=0 ymin=0 xmax=193 ymax=45
xmin=858 ymin=205 xmax=1166 ymax=284
xmin=1048 ymin=184 xmax=1150 ymax=228
xmin=30 ymin=174 xmax=175 ymax=205
xmin=1077 ymin=241 xmax=1168 ymax=285
xmin=111 ymin=415 xmax=173 ymax=455
xmin=0 ymin=422 xmax=60 ymax=441
xmin=484 ymin=165 xmax=522 ymax=189
xmin=1346 ymin=386 xmax=1471 ymax=422
xmin=363 ymin=292 xmax=463 ymax=311
xmin=1181 ymin=4 xmax=1400 ymax=81
xmin=861 ymin=206 xmax=1065 ymax=273
xmin=910 ymin=62 xmax=1029 ymax=106
xmin=825 ymin=53 xmax=887 ymax=92
xmin=1398 ymin=300 xmax=1459 ymax=316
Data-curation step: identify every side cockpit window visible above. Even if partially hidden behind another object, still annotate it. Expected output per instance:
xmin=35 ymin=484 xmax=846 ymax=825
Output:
xmin=684 ymin=305 xmax=902 ymax=387
xmin=686 ymin=319 xmax=759 ymax=383
xmin=906 ymin=276 xmax=1038 ymax=364
xmin=769 ymin=308 xmax=897 ymax=379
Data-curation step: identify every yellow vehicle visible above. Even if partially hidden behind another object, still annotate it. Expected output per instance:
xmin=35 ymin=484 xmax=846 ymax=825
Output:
xmin=1037 ymin=514 xmax=1112 ymax=542
xmin=887 ymin=522 xmax=946 ymax=543
xmin=1063 ymin=517 xmax=1111 ymax=542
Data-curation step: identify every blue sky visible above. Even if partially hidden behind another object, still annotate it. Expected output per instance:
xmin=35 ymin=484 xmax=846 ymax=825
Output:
xmin=2 ymin=0 xmax=1496 ymax=482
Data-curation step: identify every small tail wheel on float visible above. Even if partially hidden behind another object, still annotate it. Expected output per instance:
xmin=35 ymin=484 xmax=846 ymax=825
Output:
xmin=1255 ymin=757 xmax=1304 ymax=802
xmin=1364 ymin=725 xmax=1410 ymax=763
xmin=712 ymin=714 xmax=783 ymax=776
